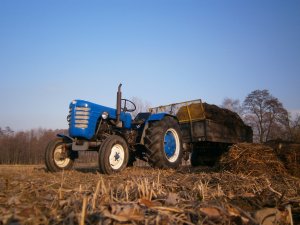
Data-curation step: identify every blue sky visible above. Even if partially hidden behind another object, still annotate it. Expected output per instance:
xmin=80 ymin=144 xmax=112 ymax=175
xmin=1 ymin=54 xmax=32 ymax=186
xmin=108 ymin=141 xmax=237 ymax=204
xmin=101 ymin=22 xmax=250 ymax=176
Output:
xmin=0 ymin=0 xmax=299 ymax=130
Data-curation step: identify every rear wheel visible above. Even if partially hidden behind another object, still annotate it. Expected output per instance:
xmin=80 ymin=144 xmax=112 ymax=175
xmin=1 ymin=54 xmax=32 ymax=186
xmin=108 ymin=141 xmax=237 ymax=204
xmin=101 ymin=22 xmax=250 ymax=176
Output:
xmin=98 ymin=135 xmax=129 ymax=174
xmin=144 ymin=116 xmax=183 ymax=168
xmin=45 ymin=138 xmax=75 ymax=172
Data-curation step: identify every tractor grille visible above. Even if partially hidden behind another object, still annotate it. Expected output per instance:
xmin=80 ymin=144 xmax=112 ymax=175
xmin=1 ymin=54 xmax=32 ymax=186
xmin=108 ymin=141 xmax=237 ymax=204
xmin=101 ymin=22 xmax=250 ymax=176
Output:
xmin=70 ymin=106 xmax=90 ymax=129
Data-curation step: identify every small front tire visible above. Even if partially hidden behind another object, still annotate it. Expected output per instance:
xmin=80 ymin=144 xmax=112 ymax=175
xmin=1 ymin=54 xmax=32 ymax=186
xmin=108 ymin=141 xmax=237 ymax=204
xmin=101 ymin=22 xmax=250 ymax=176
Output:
xmin=45 ymin=138 xmax=74 ymax=172
xmin=98 ymin=135 xmax=129 ymax=174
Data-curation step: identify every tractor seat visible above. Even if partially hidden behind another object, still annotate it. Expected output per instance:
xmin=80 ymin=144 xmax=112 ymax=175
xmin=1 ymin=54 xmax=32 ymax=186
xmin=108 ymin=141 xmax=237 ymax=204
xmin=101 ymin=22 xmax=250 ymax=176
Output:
xmin=132 ymin=112 xmax=151 ymax=126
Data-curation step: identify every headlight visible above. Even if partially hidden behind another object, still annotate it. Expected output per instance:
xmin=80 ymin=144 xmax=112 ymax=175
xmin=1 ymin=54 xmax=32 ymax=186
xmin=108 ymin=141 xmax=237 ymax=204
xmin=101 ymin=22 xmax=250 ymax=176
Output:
xmin=102 ymin=112 xmax=109 ymax=119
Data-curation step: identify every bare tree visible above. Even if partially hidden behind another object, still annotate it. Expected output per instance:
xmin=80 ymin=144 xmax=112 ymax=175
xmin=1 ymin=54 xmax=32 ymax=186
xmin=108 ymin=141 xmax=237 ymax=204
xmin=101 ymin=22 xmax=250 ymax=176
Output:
xmin=221 ymin=98 xmax=243 ymax=116
xmin=130 ymin=97 xmax=151 ymax=118
xmin=243 ymin=89 xmax=288 ymax=143
xmin=0 ymin=128 xmax=66 ymax=164
xmin=0 ymin=126 xmax=14 ymax=136
xmin=287 ymin=113 xmax=300 ymax=142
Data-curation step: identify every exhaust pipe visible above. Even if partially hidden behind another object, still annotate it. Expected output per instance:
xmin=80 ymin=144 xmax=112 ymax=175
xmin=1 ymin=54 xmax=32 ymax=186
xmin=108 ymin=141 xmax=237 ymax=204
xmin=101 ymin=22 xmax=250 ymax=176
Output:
xmin=116 ymin=83 xmax=122 ymax=124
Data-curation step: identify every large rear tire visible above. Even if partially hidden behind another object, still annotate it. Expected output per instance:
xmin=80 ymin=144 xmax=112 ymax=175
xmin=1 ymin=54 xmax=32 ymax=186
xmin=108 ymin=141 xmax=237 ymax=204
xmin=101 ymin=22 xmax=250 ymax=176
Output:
xmin=144 ymin=116 xmax=183 ymax=168
xmin=98 ymin=135 xmax=129 ymax=174
xmin=45 ymin=138 xmax=74 ymax=172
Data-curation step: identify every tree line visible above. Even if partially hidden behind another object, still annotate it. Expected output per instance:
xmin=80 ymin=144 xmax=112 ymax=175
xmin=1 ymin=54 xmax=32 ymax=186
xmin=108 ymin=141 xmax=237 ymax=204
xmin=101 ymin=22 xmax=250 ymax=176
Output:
xmin=0 ymin=128 xmax=98 ymax=164
xmin=222 ymin=89 xmax=300 ymax=143
xmin=0 ymin=89 xmax=299 ymax=165
xmin=0 ymin=128 xmax=62 ymax=164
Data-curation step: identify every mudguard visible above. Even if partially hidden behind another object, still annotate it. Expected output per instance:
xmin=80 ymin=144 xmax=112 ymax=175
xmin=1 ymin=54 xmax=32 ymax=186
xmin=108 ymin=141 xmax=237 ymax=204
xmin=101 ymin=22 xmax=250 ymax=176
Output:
xmin=147 ymin=113 xmax=174 ymax=121
xmin=57 ymin=134 xmax=74 ymax=142
xmin=138 ymin=113 xmax=177 ymax=145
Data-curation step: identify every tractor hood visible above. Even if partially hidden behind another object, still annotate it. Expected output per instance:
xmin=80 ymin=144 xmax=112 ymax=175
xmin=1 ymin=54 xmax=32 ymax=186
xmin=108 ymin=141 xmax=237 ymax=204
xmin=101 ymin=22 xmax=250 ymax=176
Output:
xmin=68 ymin=99 xmax=132 ymax=140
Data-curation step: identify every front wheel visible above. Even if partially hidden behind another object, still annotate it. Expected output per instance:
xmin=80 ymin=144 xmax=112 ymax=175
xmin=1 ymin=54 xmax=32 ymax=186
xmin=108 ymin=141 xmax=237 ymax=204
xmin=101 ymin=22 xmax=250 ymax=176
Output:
xmin=144 ymin=116 xmax=183 ymax=168
xmin=98 ymin=135 xmax=129 ymax=174
xmin=45 ymin=138 xmax=75 ymax=172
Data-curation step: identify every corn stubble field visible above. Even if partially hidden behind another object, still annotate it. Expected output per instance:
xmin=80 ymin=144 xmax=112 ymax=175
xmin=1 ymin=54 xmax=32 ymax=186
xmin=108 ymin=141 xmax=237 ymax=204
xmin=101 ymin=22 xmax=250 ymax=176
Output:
xmin=1 ymin=143 xmax=300 ymax=225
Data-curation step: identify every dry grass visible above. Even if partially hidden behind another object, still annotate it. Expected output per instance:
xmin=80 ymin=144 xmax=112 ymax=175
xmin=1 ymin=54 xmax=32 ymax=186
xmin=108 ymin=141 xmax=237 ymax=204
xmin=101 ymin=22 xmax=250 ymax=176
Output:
xmin=0 ymin=143 xmax=300 ymax=224
xmin=219 ymin=143 xmax=288 ymax=177
xmin=0 ymin=163 xmax=299 ymax=225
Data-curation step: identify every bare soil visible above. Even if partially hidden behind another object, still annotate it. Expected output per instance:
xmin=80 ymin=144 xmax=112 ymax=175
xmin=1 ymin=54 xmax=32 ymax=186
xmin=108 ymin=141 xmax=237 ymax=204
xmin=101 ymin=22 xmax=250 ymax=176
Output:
xmin=1 ymin=144 xmax=300 ymax=224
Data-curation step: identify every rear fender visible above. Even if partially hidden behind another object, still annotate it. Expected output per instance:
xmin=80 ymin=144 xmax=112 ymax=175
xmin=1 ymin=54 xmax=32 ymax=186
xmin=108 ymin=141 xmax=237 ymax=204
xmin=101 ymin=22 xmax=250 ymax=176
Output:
xmin=56 ymin=134 xmax=78 ymax=159
xmin=138 ymin=113 xmax=178 ymax=144
xmin=147 ymin=113 xmax=167 ymax=122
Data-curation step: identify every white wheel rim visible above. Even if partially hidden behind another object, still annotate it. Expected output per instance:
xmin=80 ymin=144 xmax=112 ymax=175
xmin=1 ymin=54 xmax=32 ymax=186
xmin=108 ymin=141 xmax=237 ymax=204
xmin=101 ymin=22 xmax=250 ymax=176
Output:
xmin=53 ymin=145 xmax=71 ymax=168
xmin=164 ymin=128 xmax=180 ymax=163
xmin=109 ymin=144 xmax=125 ymax=170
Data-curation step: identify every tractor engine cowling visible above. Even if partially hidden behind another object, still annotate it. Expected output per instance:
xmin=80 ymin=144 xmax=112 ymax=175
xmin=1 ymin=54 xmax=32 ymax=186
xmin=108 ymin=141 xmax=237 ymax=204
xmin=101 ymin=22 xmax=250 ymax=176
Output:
xmin=68 ymin=99 xmax=132 ymax=140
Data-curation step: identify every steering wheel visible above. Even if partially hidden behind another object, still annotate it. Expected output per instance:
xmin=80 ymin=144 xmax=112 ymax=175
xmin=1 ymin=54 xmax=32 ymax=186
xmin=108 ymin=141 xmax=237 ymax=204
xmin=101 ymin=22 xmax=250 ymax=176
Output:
xmin=121 ymin=99 xmax=136 ymax=112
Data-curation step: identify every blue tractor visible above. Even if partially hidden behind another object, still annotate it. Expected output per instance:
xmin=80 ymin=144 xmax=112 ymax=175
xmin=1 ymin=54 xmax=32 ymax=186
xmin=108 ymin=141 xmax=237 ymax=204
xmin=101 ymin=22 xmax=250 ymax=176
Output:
xmin=45 ymin=84 xmax=183 ymax=174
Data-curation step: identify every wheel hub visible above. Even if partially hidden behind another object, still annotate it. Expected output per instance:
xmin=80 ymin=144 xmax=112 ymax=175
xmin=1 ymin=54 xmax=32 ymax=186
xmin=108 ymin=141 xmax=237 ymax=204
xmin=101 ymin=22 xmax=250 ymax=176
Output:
xmin=54 ymin=152 xmax=66 ymax=161
xmin=164 ymin=128 xmax=180 ymax=162
xmin=109 ymin=144 xmax=125 ymax=170
xmin=114 ymin=152 xmax=120 ymax=161
xmin=53 ymin=145 xmax=71 ymax=168
xmin=164 ymin=131 xmax=176 ymax=157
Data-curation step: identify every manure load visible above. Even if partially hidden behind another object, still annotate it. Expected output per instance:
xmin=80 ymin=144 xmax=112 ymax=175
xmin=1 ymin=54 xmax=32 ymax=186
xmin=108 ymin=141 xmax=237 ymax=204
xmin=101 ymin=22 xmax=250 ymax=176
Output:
xmin=219 ymin=143 xmax=288 ymax=176
xmin=176 ymin=102 xmax=245 ymax=126
xmin=173 ymin=101 xmax=252 ymax=144
xmin=266 ymin=141 xmax=300 ymax=178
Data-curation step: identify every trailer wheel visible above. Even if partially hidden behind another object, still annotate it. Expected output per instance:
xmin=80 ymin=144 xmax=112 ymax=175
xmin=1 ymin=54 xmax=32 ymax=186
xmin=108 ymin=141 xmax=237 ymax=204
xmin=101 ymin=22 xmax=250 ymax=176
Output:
xmin=191 ymin=143 xmax=230 ymax=167
xmin=98 ymin=135 xmax=129 ymax=174
xmin=190 ymin=149 xmax=218 ymax=167
xmin=45 ymin=138 xmax=75 ymax=172
xmin=144 ymin=116 xmax=183 ymax=168
xmin=191 ymin=149 xmax=220 ymax=167
xmin=191 ymin=150 xmax=205 ymax=167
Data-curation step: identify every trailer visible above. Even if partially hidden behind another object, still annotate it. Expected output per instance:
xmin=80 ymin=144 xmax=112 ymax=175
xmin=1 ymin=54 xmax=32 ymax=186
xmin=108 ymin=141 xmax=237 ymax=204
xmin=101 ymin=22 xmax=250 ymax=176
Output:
xmin=149 ymin=100 xmax=253 ymax=166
